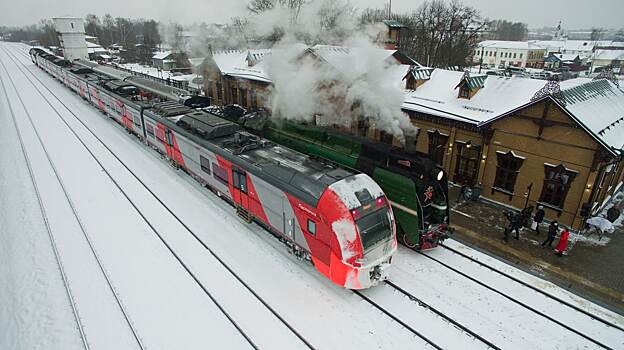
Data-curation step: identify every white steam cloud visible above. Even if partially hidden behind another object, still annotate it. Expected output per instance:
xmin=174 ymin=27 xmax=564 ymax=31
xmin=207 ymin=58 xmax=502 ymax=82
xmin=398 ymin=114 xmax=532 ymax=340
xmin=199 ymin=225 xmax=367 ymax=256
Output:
xmin=249 ymin=1 xmax=417 ymax=143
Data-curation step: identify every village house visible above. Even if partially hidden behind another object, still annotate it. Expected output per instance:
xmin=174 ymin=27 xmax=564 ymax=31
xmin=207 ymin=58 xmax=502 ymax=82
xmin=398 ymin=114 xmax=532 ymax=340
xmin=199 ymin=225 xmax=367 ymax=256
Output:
xmin=202 ymin=49 xmax=273 ymax=109
xmin=152 ymin=50 xmax=183 ymax=70
xmin=202 ymin=44 xmax=417 ymax=112
xmin=590 ymin=49 xmax=624 ymax=73
xmin=543 ymin=53 xmax=584 ymax=71
xmin=474 ymin=40 xmax=546 ymax=68
xmin=378 ymin=20 xmax=405 ymax=50
xmin=401 ymin=68 xmax=624 ymax=229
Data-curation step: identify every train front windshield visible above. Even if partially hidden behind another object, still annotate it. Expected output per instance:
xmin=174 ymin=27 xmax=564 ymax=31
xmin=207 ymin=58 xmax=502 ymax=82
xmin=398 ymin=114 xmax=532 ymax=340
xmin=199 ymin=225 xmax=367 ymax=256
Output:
xmin=356 ymin=208 xmax=393 ymax=251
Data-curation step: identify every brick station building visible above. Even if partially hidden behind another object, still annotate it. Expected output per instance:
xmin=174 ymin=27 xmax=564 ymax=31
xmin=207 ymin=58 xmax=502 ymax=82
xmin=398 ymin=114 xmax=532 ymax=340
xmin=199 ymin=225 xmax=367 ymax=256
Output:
xmin=401 ymin=68 xmax=624 ymax=229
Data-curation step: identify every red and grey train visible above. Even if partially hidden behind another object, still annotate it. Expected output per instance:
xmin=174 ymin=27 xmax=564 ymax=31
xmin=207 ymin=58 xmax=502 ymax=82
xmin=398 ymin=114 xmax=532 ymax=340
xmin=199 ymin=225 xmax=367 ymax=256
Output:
xmin=29 ymin=48 xmax=397 ymax=289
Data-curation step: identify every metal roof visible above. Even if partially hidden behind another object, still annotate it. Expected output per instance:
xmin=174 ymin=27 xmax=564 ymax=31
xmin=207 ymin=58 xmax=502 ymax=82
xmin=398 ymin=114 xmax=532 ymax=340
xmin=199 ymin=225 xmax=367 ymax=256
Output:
xmin=383 ymin=20 xmax=405 ymax=28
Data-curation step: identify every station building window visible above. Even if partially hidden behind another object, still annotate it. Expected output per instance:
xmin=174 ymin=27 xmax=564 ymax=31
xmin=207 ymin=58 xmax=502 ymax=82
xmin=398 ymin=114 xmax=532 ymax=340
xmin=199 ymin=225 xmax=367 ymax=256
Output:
xmin=427 ymin=130 xmax=448 ymax=166
xmin=493 ymin=151 xmax=525 ymax=194
xmin=539 ymin=164 xmax=577 ymax=209
xmin=453 ymin=141 xmax=480 ymax=186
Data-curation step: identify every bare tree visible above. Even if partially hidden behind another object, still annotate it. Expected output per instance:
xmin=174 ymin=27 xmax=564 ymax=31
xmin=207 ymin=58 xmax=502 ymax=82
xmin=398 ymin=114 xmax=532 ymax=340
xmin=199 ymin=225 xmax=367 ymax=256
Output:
xmin=489 ymin=19 xmax=528 ymax=41
xmin=248 ymin=0 xmax=276 ymax=14
xmin=590 ymin=27 xmax=605 ymax=41
xmin=396 ymin=0 xmax=485 ymax=68
xmin=85 ymin=14 xmax=100 ymax=38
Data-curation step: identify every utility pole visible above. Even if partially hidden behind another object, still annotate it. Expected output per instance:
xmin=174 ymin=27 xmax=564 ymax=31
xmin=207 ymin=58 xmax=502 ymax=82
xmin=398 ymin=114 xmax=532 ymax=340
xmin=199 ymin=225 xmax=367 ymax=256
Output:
xmin=524 ymin=183 xmax=533 ymax=209
xmin=388 ymin=0 xmax=392 ymax=19
xmin=479 ymin=46 xmax=485 ymax=74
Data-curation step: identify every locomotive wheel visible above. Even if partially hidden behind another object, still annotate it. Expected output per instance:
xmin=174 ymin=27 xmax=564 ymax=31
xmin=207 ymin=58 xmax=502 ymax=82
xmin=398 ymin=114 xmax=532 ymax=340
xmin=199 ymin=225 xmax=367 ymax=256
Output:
xmin=402 ymin=233 xmax=417 ymax=249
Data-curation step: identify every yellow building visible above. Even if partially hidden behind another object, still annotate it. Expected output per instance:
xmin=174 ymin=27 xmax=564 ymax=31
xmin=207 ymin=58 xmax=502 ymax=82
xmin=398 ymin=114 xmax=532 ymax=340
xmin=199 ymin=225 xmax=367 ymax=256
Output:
xmin=402 ymin=69 xmax=624 ymax=229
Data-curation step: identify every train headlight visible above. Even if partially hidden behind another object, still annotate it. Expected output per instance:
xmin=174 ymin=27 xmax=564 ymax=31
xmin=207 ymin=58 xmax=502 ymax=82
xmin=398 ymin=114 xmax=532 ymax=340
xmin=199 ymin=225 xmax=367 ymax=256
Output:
xmin=436 ymin=170 xmax=444 ymax=181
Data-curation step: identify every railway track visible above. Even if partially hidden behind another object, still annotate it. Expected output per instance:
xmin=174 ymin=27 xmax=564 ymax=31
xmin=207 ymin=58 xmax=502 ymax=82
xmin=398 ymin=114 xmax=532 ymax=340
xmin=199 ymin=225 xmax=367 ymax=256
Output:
xmin=4 ymin=45 xmax=313 ymax=350
xmin=439 ymin=241 xmax=624 ymax=332
xmin=354 ymin=279 xmax=501 ymax=350
xmin=352 ymin=289 xmax=445 ymax=350
xmin=0 ymin=54 xmax=143 ymax=350
xmin=417 ymin=245 xmax=618 ymax=349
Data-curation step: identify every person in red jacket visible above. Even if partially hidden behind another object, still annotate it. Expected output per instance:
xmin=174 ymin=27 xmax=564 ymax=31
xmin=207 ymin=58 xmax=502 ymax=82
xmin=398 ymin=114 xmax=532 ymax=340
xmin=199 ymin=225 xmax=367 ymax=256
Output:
xmin=555 ymin=227 xmax=570 ymax=257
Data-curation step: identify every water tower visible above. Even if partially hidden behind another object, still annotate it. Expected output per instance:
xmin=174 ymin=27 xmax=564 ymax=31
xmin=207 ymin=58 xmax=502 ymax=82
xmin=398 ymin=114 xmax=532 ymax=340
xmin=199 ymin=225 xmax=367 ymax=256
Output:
xmin=53 ymin=17 xmax=88 ymax=60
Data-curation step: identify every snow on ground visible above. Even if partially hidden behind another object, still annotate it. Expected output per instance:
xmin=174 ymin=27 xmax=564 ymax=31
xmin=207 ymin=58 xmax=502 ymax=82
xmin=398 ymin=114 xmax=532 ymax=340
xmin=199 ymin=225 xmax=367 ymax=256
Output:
xmin=442 ymin=239 xmax=624 ymax=327
xmin=421 ymin=242 xmax=624 ymax=348
xmin=0 ymin=65 xmax=83 ymax=350
xmin=392 ymin=246 xmax=607 ymax=349
xmin=6 ymin=43 xmax=431 ymax=349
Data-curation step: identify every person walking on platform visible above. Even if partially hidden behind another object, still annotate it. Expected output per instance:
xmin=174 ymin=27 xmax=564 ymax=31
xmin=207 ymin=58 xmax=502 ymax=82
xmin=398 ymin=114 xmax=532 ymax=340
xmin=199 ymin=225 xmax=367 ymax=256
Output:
xmin=542 ymin=221 xmax=558 ymax=247
xmin=533 ymin=206 xmax=545 ymax=235
xmin=555 ymin=227 xmax=570 ymax=257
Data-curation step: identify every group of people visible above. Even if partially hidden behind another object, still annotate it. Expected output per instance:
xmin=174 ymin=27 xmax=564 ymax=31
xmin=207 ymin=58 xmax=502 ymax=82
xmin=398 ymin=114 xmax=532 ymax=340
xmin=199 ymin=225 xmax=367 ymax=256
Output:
xmin=503 ymin=205 xmax=570 ymax=257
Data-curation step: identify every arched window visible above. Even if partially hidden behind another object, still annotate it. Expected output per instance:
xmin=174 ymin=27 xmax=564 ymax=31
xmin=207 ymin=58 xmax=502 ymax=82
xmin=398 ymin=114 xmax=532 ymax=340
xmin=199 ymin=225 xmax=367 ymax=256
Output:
xmin=539 ymin=164 xmax=578 ymax=209
xmin=493 ymin=151 xmax=525 ymax=194
xmin=427 ymin=130 xmax=448 ymax=165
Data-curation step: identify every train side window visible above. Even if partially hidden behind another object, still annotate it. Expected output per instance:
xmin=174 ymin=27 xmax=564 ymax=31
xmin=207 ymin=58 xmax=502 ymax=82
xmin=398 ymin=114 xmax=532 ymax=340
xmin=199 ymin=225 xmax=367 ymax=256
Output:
xmin=146 ymin=124 xmax=155 ymax=138
xmin=132 ymin=114 xmax=141 ymax=127
xmin=307 ymin=219 xmax=316 ymax=236
xmin=212 ymin=162 xmax=229 ymax=185
xmin=200 ymin=155 xmax=211 ymax=174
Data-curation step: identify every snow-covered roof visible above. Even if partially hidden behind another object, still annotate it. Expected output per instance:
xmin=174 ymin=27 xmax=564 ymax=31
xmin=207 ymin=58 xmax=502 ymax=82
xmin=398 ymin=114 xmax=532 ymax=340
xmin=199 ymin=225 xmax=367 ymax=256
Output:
xmin=551 ymin=53 xmax=580 ymax=62
xmin=557 ymin=79 xmax=624 ymax=151
xmin=307 ymin=45 xmax=401 ymax=71
xmin=86 ymin=41 xmax=102 ymax=48
xmin=402 ymin=68 xmax=624 ymax=153
xmin=478 ymin=40 xmax=544 ymax=50
xmin=402 ymin=69 xmax=546 ymax=124
xmin=593 ymin=49 xmax=624 ymax=61
xmin=211 ymin=50 xmax=272 ymax=83
xmin=532 ymin=40 xmax=622 ymax=53
xmin=153 ymin=51 xmax=173 ymax=60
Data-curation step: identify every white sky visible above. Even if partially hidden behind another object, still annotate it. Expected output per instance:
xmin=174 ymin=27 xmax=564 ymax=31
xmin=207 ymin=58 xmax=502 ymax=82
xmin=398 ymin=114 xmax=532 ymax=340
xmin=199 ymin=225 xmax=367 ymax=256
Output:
xmin=1 ymin=0 xmax=622 ymax=29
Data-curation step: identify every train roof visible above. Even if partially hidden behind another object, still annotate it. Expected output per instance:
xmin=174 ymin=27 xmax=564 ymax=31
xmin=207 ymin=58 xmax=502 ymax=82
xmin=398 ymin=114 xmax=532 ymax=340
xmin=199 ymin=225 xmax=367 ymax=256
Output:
xmin=73 ymin=60 xmax=192 ymax=101
xmin=35 ymin=52 xmax=358 ymax=205
xmin=145 ymin=104 xmax=355 ymax=204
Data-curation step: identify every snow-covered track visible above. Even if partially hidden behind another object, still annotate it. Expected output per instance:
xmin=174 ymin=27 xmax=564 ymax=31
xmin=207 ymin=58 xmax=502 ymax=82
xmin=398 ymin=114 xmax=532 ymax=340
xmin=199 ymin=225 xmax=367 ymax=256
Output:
xmin=352 ymin=289 xmax=444 ymax=349
xmin=384 ymin=281 xmax=500 ymax=349
xmin=417 ymin=247 xmax=616 ymax=349
xmin=4 ymin=45 xmax=313 ymax=350
xmin=440 ymin=241 xmax=624 ymax=332
xmin=0 ymin=53 xmax=145 ymax=350
xmin=354 ymin=280 xmax=501 ymax=349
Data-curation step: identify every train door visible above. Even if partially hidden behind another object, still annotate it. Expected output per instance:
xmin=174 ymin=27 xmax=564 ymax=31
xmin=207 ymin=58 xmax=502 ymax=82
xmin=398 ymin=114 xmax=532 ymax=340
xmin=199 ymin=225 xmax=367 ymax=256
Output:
xmin=232 ymin=168 xmax=250 ymax=213
xmin=164 ymin=129 xmax=174 ymax=157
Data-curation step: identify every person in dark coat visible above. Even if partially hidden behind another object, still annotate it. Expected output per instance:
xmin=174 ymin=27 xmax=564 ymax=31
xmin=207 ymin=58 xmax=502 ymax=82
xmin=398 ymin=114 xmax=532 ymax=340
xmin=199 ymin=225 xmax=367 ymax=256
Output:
xmin=511 ymin=213 xmax=523 ymax=240
xmin=542 ymin=221 xmax=559 ymax=247
xmin=533 ymin=206 xmax=545 ymax=235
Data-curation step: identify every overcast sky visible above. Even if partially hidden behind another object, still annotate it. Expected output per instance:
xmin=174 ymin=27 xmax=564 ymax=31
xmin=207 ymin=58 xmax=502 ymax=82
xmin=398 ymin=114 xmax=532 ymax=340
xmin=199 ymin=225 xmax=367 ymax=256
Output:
xmin=1 ymin=0 xmax=622 ymax=29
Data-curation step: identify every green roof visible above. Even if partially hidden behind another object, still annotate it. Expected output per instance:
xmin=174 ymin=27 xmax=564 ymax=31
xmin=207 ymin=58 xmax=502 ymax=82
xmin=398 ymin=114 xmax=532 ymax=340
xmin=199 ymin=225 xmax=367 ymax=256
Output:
xmin=383 ymin=20 xmax=405 ymax=28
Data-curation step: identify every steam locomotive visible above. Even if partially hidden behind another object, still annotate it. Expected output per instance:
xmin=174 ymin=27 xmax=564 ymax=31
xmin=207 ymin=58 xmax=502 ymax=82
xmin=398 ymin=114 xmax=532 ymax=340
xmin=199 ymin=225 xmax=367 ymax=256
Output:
xmin=29 ymin=47 xmax=397 ymax=289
